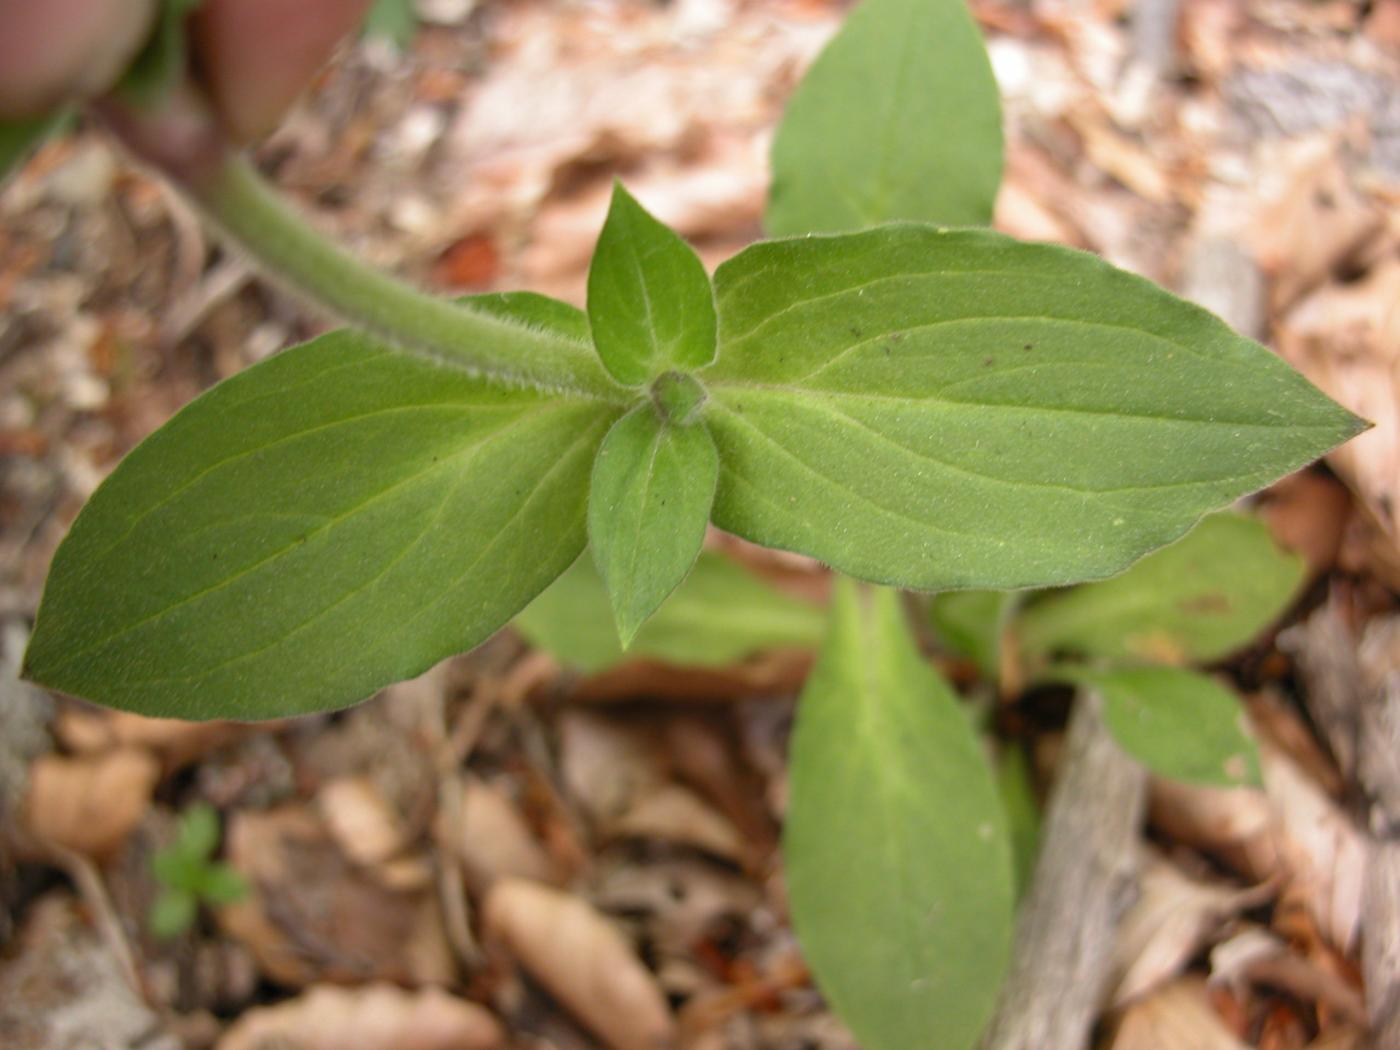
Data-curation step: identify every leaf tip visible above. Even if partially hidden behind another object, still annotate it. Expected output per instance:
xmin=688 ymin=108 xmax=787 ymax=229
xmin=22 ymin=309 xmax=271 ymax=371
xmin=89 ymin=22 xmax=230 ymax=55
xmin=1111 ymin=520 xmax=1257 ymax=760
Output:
xmin=613 ymin=611 xmax=645 ymax=652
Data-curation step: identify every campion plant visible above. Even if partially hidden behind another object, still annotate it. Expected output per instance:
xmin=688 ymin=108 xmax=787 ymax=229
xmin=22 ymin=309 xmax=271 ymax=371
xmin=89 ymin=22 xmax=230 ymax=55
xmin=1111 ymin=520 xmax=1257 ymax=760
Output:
xmin=7 ymin=0 xmax=1364 ymax=1046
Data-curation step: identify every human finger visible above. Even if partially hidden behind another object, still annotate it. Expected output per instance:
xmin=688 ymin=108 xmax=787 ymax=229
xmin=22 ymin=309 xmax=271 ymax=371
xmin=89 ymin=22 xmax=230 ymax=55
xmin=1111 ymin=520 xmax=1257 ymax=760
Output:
xmin=0 ymin=0 xmax=157 ymax=119
xmin=191 ymin=0 xmax=372 ymax=142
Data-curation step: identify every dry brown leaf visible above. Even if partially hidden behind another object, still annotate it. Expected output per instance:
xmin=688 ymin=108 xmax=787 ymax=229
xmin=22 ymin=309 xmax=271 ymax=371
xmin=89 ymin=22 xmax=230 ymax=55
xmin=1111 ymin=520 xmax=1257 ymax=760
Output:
xmin=1259 ymin=746 xmax=1368 ymax=953
xmin=1276 ymin=259 xmax=1400 ymax=586
xmin=217 ymin=984 xmax=504 ymax=1050
xmin=1108 ymin=978 xmax=1248 ymax=1050
xmin=1111 ymin=850 xmax=1273 ymax=1007
xmin=22 ymin=748 xmax=160 ymax=858
xmin=1068 ymin=109 xmax=1176 ymax=205
xmin=663 ymin=715 xmax=777 ymax=856
xmin=484 ymin=878 xmax=676 ymax=1050
xmin=0 ymin=894 xmax=181 ymax=1050
xmin=1148 ymin=777 xmax=1280 ymax=880
xmin=613 ymin=783 xmax=747 ymax=864
xmin=438 ymin=776 xmax=559 ymax=888
xmin=1305 ymin=1027 xmax=1366 ymax=1050
xmin=317 ymin=776 xmax=411 ymax=870
xmin=54 ymin=708 xmax=245 ymax=771
xmin=592 ymin=857 xmax=762 ymax=956
xmin=559 ymin=710 xmax=667 ymax=827
xmin=1260 ymin=472 xmax=1353 ymax=579
xmin=219 ymin=806 xmax=455 ymax=988
xmin=994 ymin=178 xmax=1085 ymax=245
xmin=1250 ymin=135 xmax=1388 ymax=308
xmin=1209 ymin=927 xmax=1366 ymax=1025
xmin=1152 ymin=745 xmax=1365 ymax=953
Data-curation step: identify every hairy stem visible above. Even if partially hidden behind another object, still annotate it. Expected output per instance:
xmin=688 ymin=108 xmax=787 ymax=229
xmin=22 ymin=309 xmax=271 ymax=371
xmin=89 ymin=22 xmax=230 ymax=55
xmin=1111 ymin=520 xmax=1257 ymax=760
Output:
xmin=188 ymin=152 xmax=627 ymax=402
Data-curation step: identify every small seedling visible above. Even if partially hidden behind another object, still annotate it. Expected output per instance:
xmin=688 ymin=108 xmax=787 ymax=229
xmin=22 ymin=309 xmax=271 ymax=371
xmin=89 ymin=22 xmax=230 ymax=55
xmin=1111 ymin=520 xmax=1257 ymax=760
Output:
xmin=149 ymin=803 xmax=247 ymax=941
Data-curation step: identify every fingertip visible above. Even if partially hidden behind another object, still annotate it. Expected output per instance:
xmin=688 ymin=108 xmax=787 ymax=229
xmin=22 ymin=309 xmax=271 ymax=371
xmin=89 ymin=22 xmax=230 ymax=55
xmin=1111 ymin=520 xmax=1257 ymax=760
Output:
xmin=193 ymin=0 xmax=372 ymax=142
xmin=0 ymin=0 xmax=156 ymax=119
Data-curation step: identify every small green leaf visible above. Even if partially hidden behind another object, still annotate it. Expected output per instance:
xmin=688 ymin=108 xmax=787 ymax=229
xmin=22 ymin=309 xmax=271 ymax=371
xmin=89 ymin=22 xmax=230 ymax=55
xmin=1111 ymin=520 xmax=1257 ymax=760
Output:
xmin=515 ymin=552 xmax=825 ymax=674
xmin=1066 ymin=666 xmax=1263 ymax=788
xmin=149 ymin=888 xmax=198 ymax=940
xmin=931 ymin=589 xmax=1015 ymax=680
xmin=588 ymin=406 xmax=718 ymax=646
xmin=703 ymin=226 xmax=1365 ymax=592
xmin=119 ymin=0 xmax=204 ymax=107
xmin=152 ymin=846 xmax=200 ymax=891
xmin=587 ymin=183 xmax=717 ymax=386
xmin=767 ymin=0 xmax=1002 ymax=235
xmin=1 ymin=110 xmax=71 ymax=186
xmin=24 ymin=327 xmax=617 ymax=720
xmin=174 ymin=802 xmax=221 ymax=860
xmin=196 ymin=863 xmax=250 ymax=905
xmin=785 ymin=581 xmax=1014 ymax=1050
xmin=1016 ymin=512 xmax=1306 ymax=667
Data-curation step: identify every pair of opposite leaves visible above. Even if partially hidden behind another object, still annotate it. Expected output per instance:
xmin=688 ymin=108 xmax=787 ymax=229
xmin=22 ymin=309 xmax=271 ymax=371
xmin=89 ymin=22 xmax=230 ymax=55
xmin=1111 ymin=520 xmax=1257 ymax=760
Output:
xmin=22 ymin=180 xmax=1364 ymax=720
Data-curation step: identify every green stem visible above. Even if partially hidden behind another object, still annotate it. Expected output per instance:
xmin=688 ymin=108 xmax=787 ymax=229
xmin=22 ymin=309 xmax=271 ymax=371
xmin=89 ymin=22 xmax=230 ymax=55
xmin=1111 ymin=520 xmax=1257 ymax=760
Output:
xmin=193 ymin=153 xmax=627 ymax=402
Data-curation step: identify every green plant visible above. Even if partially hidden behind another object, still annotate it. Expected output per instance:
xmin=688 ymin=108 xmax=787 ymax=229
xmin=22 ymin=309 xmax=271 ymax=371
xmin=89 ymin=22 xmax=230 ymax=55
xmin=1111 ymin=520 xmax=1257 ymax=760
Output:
xmin=7 ymin=0 xmax=1366 ymax=1046
xmin=149 ymin=803 xmax=248 ymax=941
xmin=933 ymin=509 xmax=1303 ymax=787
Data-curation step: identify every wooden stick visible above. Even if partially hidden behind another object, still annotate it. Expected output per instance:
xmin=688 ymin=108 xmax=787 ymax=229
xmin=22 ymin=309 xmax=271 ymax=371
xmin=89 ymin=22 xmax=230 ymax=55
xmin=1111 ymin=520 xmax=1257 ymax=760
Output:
xmin=982 ymin=694 xmax=1148 ymax=1050
xmin=1283 ymin=607 xmax=1400 ymax=1048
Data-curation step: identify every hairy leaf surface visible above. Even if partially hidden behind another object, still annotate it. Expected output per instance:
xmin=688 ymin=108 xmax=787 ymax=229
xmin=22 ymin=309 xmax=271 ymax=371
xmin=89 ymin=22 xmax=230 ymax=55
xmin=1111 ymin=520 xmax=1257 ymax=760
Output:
xmin=1068 ymin=666 xmax=1263 ymax=788
xmin=766 ymin=0 xmax=1002 ymax=235
xmin=1016 ymin=512 xmax=1306 ymax=666
xmin=515 ymin=552 xmax=824 ymax=673
xmin=25 ymin=329 xmax=617 ymax=720
xmin=587 ymin=183 xmax=717 ymax=386
xmin=702 ymin=226 xmax=1365 ymax=591
xmin=785 ymin=582 xmax=1013 ymax=1050
xmin=588 ymin=406 xmax=718 ymax=645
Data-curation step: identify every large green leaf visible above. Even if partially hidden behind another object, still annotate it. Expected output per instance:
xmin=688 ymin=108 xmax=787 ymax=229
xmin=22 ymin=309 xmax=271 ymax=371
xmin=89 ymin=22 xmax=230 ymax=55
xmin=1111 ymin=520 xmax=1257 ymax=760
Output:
xmin=587 ymin=182 xmax=717 ymax=386
xmin=701 ymin=225 xmax=1365 ymax=591
xmin=785 ymin=581 xmax=1014 ymax=1050
xmin=1066 ymin=666 xmax=1263 ymax=788
xmin=24 ymin=329 xmax=617 ymax=720
xmin=766 ymin=0 xmax=1002 ymax=235
xmin=515 ymin=552 xmax=825 ymax=674
xmin=588 ymin=406 xmax=718 ymax=645
xmin=1016 ymin=512 xmax=1306 ymax=667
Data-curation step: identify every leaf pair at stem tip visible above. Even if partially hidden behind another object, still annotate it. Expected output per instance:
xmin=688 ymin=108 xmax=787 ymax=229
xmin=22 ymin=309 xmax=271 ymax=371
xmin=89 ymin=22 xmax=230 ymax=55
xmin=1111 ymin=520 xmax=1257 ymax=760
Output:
xmin=586 ymin=183 xmax=721 ymax=646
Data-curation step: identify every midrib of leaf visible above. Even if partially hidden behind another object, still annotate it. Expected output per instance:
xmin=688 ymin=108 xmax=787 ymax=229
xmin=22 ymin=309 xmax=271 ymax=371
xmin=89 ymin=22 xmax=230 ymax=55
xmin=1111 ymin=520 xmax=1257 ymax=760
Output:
xmin=853 ymin=618 xmax=938 ymax=993
xmin=632 ymin=242 xmax=661 ymax=365
xmin=711 ymin=379 xmax=1338 ymax=431
xmin=45 ymin=403 xmax=574 ymax=674
xmin=709 ymin=393 xmax=1301 ymax=508
xmin=137 ymin=416 xmax=607 ymax=689
xmin=618 ymin=417 xmax=669 ymax=609
xmin=796 ymin=398 xmax=1277 ymax=497
xmin=863 ymin=8 xmax=921 ymax=225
